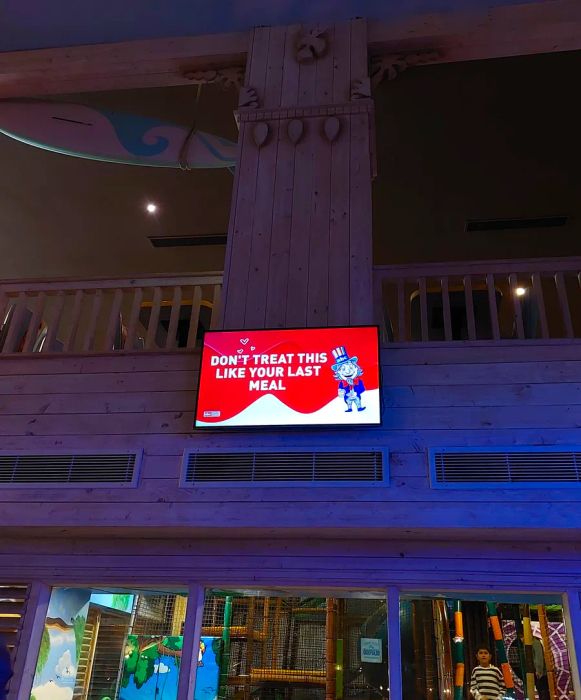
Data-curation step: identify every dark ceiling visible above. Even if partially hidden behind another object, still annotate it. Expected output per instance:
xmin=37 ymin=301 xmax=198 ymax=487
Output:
xmin=1 ymin=0 xmax=540 ymax=52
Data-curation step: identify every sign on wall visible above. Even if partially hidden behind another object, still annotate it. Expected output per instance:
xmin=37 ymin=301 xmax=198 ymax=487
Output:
xmin=195 ymin=326 xmax=380 ymax=428
xmin=360 ymin=638 xmax=383 ymax=663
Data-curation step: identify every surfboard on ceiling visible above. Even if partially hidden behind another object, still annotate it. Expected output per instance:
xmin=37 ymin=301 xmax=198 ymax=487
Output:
xmin=0 ymin=100 xmax=238 ymax=169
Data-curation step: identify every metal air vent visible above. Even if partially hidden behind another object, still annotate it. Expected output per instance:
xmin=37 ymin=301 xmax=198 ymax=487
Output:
xmin=431 ymin=447 xmax=581 ymax=488
xmin=0 ymin=452 xmax=141 ymax=486
xmin=182 ymin=449 xmax=386 ymax=485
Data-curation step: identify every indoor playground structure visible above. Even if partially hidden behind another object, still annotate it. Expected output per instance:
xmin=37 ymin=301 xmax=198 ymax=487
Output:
xmin=32 ymin=589 xmax=575 ymax=700
xmin=400 ymin=597 xmax=575 ymax=700
xmin=198 ymin=592 xmax=388 ymax=700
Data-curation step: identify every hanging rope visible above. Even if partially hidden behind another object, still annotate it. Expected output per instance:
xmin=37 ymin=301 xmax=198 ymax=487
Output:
xmin=178 ymin=83 xmax=203 ymax=170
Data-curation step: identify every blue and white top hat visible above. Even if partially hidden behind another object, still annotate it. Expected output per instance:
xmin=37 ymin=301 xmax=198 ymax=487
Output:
xmin=331 ymin=346 xmax=358 ymax=371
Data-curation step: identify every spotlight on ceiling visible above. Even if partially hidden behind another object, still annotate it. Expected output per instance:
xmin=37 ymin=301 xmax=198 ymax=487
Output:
xmin=146 ymin=203 xmax=158 ymax=214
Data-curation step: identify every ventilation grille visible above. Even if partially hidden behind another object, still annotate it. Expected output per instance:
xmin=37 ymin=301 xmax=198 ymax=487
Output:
xmin=149 ymin=234 xmax=227 ymax=248
xmin=432 ymin=448 xmax=581 ymax=486
xmin=465 ymin=216 xmax=567 ymax=232
xmin=0 ymin=453 xmax=139 ymax=485
xmin=183 ymin=450 xmax=385 ymax=484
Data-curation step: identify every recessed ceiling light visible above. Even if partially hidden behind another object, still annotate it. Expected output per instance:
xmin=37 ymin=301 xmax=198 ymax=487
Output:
xmin=515 ymin=287 xmax=527 ymax=297
xmin=146 ymin=203 xmax=158 ymax=214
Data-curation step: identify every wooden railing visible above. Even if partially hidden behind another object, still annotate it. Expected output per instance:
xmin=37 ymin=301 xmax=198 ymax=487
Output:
xmin=0 ymin=273 xmax=223 ymax=354
xmin=374 ymin=257 xmax=581 ymax=345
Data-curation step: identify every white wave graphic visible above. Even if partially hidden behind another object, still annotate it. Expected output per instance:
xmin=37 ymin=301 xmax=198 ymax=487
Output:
xmin=197 ymin=389 xmax=380 ymax=427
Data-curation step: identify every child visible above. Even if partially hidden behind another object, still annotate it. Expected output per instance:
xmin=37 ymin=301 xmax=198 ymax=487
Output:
xmin=470 ymin=645 xmax=505 ymax=700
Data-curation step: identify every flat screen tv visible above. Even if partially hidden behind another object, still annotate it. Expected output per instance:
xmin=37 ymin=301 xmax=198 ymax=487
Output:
xmin=194 ymin=326 xmax=380 ymax=428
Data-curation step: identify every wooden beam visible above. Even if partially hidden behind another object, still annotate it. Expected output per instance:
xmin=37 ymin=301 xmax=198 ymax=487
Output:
xmin=369 ymin=0 xmax=581 ymax=65
xmin=0 ymin=31 xmax=249 ymax=97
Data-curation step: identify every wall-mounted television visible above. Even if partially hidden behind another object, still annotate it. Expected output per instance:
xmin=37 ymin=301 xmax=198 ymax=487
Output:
xmin=194 ymin=326 xmax=380 ymax=428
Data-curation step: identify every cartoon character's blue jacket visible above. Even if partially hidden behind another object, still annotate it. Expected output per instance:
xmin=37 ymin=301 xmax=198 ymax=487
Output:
xmin=338 ymin=379 xmax=365 ymax=398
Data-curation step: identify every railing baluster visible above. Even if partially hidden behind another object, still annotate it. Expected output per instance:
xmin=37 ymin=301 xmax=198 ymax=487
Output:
xmin=166 ymin=286 xmax=183 ymax=349
xmin=82 ymin=289 xmax=103 ymax=352
xmin=2 ymin=292 xmax=27 ymax=353
xmin=486 ymin=273 xmax=500 ymax=341
xmin=531 ymin=273 xmax=549 ymax=339
xmin=508 ymin=273 xmax=525 ymax=340
xmin=187 ymin=286 xmax=203 ymax=349
xmin=125 ymin=288 xmax=144 ymax=351
xmin=441 ymin=277 xmax=452 ymax=341
xmin=145 ymin=286 xmax=163 ymax=350
xmin=210 ymin=284 xmax=222 ymax=330
xmin=555 ymin=271 xmax=574 ymax=338
xmin=42 ymin=291 xmax=65 ymax=352
xmin=397 ymin=280 xmax=406 ymax=342
xmin=419 ymin=277 xmax=429 ymax=342
xmin=464 ymin=275 xmax=476 ymax=340
xmin=0 ymin=289 xmax=8 ymax=338
xmin=63 ymin=290 xmax=84 ymax=352
xmin=103 ymin=288 xmax=124 ymax=351
xmin=22 ymin=292 xmax=47 ymax=353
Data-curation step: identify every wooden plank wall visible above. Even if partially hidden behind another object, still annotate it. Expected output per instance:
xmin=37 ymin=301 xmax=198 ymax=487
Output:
xmin=0 ymin=537 xmax=580 ymax=591
xmin=0 ymin=345 xmax=580 ymax=531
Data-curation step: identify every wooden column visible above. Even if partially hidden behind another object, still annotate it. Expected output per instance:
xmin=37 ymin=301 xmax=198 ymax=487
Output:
xmin=386 ymin=586 xmax=403 ymax=700
xmin=222 ymin=20 xmax=375 ymax=329
xmin=13 ymin=582 xmax=51 ymax=700
xmin=177 ymin=583 xmax=205 ymax=700
xmin=564 ymin=590 xmax=581 ymax=700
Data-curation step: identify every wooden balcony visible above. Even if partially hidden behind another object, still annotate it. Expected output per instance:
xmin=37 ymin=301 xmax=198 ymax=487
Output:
xmin=0 ymin=273 xmax=223 ymax=355
xmin=374 ymin=256 xmax=581 ymax=345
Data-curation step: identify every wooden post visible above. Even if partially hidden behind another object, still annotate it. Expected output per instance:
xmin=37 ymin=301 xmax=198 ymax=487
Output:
xmin=386 ymin=587 xmax=402 ymax=700
xmin=563 ymin=590 xmax=581 ymax=700
xmin=177 ymin=583 xmax=205 ymax=700
xmin=221 ymin=20 xmax=374 ymax=330
xmin=13 ymin=582 xmax=51 ymax=700
xmin=325 ymin=598 xmax=337 ymax=700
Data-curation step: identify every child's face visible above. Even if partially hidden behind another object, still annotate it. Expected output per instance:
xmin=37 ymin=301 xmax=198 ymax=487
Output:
xmin=477 ymin=649 xmax=492 ymax=666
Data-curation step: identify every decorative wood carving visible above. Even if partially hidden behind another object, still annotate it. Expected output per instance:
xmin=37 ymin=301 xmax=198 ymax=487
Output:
xmin=351 ymin=77 xmax=371 ymax=101
xmin=252 ymin=122 xmax=270 ymax=147
xmin=370 ymin=50 xmax=439 ymax=87
xmin=239 ymin=86 xmax=259 ymax=108
xmin=295 ymin=28 xmax=328 ymax=63
xmin=182 ymin=66 xmax=245 ymax=88
xmin=287 ymin=119 xmax=304 ymax=144
xmin=237 ymin=100 xmax=373 ymax=124
xmin=323 ymin=116 xmax=340 ymax=143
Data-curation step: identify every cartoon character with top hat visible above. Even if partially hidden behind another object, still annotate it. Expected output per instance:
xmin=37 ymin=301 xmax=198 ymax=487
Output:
xmin=331 ymin=346 xmax=366 ymax=413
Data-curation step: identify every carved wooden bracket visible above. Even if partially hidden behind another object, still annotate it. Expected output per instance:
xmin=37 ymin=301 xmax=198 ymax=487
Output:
xmin=351 ymin=77 xmax=371 ymax=101
xmin=239 ymin=86 xmax=259 ymax=109
xmin=182 ymin=66 xmax=245 ymax=88
xmin=370 ymin=50 xmax=439 ymax=87
xmin=323 ymin=116 xmax=341 ymax=142
xmin=287 ymin=119 xmax=304 ymax=145
xmin=295 ymin=28 xmax=328 ymax=63
xmin=252 ymin=122 xmax=270 ymax=148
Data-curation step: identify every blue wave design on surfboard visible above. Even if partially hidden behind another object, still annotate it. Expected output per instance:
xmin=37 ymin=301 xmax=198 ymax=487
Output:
xmin=99 ymin=110 xmax=170 ymax=157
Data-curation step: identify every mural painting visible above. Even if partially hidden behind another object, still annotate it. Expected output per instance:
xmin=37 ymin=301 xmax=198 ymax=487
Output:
xmin=30 ymin=588 xmax=91 ymax=700
xmin=120 ymin=636 xmax=219 ymax=700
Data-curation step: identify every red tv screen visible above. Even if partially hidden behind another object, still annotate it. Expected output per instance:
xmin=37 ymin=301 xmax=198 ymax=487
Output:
xmin=195 ymin=326 xmax=380 ymax=428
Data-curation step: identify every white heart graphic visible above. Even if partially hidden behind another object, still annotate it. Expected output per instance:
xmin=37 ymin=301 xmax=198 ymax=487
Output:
xmin=251 ymin=346 xmax=256 ymax=351
xmin=240 ymin=338 xmax=249 ymax=345
xmin=237 ymin=348 xmax=244 ymax=354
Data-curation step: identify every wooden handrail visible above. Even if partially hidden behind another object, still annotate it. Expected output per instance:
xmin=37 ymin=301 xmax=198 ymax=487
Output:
xmin=374 ymin=256 xmax=581 ymax=278
xmin=0 ymin=272 xmax=223 ymax=292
